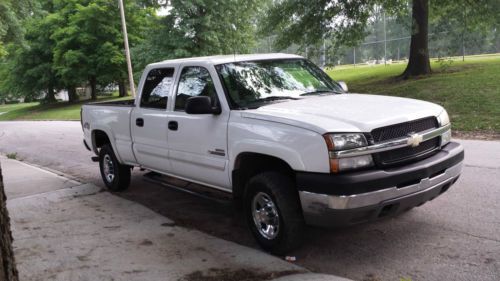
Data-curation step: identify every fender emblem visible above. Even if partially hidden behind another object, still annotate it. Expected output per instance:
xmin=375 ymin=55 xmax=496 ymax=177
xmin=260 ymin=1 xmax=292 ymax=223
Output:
xmin=407 ymin=133 xmax=423 ymax=147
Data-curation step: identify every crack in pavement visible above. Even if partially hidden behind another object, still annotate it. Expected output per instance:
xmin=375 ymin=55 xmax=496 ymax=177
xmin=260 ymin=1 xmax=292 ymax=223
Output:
xmin=464 ymin=164 xmax=500 ymax=170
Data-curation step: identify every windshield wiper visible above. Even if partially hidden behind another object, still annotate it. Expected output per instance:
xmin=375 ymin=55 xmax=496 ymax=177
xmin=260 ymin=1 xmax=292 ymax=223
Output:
xmin=253 ymin=96 xmax=299 ymax=102
xmin=243 ymin=96 xmax=299 ymax=109
xmin=300 ymin=90 xmax=342 ymax=96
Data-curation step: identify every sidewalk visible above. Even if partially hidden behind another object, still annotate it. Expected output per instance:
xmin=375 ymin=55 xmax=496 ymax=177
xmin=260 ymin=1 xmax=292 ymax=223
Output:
xmin=1 ymin=158 xmax=349 ymax=281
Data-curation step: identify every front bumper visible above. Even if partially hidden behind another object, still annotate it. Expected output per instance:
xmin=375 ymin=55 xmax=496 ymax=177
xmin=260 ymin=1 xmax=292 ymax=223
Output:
xmin=297 ymin=141 xmax=464 ymax=227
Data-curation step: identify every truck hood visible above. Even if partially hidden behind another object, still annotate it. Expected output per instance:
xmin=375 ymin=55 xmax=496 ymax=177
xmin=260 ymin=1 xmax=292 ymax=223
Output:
xmin=240 ymin=94 xmax=444 ymax=134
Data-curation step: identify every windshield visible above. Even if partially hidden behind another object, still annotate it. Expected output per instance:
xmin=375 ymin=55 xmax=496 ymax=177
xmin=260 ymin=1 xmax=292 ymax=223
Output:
xmin=215 ymin=59 xmax=343 ymax=109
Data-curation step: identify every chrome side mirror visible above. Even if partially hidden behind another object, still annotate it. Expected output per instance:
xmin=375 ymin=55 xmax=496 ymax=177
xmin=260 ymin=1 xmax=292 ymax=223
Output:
xmin=338 ymin=81 xmax=348 ymax=92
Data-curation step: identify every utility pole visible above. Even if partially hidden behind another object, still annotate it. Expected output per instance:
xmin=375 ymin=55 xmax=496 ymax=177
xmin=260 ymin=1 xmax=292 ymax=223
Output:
xmin=462 ymin=0 xmax=466 ymax=61
xmin=118 ymin=0 xmax=136 ymax=98
xmin=320 ymin=39 xmax=326 ymax=67
xmin=383 ymin=10 xmax=387 ymax=65
xmin=353 ymin=47 xmax=356 ymax=68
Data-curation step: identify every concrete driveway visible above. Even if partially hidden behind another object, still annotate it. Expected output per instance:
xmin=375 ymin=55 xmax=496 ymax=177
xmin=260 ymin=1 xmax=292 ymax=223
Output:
xmin=4 ymin=158 xmax=339 ymax=281
xmin=0 ymin=121 xmax=499 ymax=281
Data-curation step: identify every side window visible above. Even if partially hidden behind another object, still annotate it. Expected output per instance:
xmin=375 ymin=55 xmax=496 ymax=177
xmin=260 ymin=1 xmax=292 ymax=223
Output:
xmin=175 ymin=66 xmax=218 ymax=111
xmin=140 ymin=68 xmax=175 ymax=109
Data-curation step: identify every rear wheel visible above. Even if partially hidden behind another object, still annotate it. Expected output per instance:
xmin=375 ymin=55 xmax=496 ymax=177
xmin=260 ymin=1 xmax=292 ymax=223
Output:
xmin=244 ymin=172 xmax=305 ymax=255
xmin=99 ymin=144 xmax=131 ymax=191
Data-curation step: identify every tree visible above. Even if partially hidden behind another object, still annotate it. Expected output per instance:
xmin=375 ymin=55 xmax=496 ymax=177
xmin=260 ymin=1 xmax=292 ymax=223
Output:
xmin=4 ymin=12 xmax=63 ymax=102
xmin=261 ymin=0 xmax=499 ymax=78
xmin=133 ymin=0 xmax=263 ymax=72
xmin=401 ymin=0 xmax=430 ymax=77
xmin=0 ymin=0 xmax=33 ymax=57
xmin=0 ymin=165 xmax=19 ymax=281
xmin=52 ymin=0 xmax=151 ymax=100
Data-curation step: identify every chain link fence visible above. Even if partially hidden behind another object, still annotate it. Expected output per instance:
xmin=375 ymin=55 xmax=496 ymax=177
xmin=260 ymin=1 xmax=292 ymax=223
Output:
xmin=255 ymin=25 xmax=500 ymax=68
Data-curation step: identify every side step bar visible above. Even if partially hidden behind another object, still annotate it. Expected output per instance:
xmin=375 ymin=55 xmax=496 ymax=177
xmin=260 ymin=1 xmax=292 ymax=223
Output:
xmin=143 ymin=172 xmax=232 ymax=205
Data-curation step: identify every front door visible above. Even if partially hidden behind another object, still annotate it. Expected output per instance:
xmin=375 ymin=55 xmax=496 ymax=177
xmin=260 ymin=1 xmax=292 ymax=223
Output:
xmin=131 ymin=67 xmax=175 ymax=173
xmin=167 ymin=65 xmax=230 ymax=190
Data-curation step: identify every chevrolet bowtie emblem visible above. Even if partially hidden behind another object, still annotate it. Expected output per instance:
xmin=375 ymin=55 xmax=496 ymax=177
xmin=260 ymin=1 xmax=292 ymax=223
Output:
xmin=407 ymin=133 xmax=423 ymax=147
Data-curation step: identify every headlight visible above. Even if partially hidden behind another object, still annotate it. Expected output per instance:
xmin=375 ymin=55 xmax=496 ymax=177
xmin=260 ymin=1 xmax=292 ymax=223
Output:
xmin=438 ymin=110 xmax=450 ymax=126
xmin=324 ymin=133 xmax=373 ymax=173
xmin=323 ymin=133 xmax=368 ymax=151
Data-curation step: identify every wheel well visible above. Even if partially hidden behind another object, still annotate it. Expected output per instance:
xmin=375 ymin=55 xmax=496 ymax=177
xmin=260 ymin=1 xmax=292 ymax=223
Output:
xmin=92 ymin=130 xmax=111 ymax=151
xmin=232 ymin=153 xmax=295 ymax=202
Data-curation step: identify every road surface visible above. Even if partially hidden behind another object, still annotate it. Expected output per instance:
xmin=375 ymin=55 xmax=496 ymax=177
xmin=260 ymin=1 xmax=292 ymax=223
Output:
xmin=0 ymin=121 xmax=498 ymax=281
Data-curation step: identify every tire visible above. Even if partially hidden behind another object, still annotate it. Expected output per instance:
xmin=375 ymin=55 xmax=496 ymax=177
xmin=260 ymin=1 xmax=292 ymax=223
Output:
xmin=99 ymin=144 xmax=131 ymax=191
xmin=244 ymin=172 xmax=305 ymax=255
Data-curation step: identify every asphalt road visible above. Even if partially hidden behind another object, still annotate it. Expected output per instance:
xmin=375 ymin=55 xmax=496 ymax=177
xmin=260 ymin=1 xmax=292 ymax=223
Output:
xmin=0 ymin=121 xmax=499 ymax=281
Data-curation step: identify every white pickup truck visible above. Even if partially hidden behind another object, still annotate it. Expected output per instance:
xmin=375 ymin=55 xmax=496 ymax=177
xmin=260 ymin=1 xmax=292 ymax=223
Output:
xmin=81 ymin=53 xmax=464 ymax=254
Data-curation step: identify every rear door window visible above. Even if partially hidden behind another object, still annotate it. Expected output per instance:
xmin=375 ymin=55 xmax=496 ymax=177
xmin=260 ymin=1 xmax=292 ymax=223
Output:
xmin=140 ymin=68 xmax=175 ymax=109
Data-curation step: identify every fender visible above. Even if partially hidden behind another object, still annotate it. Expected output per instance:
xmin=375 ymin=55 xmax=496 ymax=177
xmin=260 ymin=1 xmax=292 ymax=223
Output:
xmin=90 ymin=125 xmax=124 ymax=164
xmin=230 ymin=140 xmax=306 ymax=173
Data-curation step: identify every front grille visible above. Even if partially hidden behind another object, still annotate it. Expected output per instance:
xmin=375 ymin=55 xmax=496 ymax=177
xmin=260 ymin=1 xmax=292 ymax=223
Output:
xmin=374 ymin=138 xmax=440 ymax=166
xmin=370 ymin=117 xmax=440 ymax=167
xmin=371 ymin=117 xmax=438 ymax=143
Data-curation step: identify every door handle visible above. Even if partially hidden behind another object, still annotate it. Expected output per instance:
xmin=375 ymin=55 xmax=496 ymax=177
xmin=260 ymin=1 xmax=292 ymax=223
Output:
xmin=136 ymin=118 xmax=144 ymax=127
xmin=168 ymin=121 xmax=178 ymax=131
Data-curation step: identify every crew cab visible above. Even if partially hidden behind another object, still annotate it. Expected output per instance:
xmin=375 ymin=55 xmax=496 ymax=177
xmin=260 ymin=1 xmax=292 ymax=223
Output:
xmin=81 ymin=53 xmax=464 ymax=254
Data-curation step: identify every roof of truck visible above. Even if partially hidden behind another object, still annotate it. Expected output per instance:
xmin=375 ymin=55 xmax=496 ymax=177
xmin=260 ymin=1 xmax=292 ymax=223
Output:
xmin=149 ymin=53 xmax=304 ymax=67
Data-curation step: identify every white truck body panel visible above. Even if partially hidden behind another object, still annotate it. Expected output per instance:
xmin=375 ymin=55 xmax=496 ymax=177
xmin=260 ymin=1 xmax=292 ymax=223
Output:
xmin=240 ymin=94 xmax=443 ymax=134
xmin=82 ymin=53 xmax=445 ymax=191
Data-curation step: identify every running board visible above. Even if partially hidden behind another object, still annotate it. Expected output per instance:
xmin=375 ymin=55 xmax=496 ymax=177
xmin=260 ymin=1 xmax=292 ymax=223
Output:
xmin=143 ymin=172 xmax=232 ymax=205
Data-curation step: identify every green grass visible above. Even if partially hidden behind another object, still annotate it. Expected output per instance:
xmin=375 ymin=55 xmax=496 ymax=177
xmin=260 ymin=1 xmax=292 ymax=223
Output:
xmin=1 ymin=55 xmax=499 ymax=133
xmin=326 ymin=54 xmax=500 ymax=133
xmin=0 ymin=95 xmax=132 ymax=121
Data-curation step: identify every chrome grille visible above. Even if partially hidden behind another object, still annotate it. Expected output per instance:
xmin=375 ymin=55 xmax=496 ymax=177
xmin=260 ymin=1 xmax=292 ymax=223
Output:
xmin=371 ymin=117 xmax=440 ymax=167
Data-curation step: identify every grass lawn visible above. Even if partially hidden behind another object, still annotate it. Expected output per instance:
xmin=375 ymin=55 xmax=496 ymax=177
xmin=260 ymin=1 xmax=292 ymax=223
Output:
xmin=0 ymin=95 xmax=132 ymax=121
xmin=1 ymin=55 xmax=499 ymax=134
xmin=326 ymin=54 xmax=500 ymax=133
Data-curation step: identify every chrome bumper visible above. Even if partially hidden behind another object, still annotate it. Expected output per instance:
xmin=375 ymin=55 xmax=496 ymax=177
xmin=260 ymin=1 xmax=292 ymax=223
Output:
xmin=299 ymin=162 xmax=461 ymax=211
xmin=297 ymin=142 xmax=464 ymax=227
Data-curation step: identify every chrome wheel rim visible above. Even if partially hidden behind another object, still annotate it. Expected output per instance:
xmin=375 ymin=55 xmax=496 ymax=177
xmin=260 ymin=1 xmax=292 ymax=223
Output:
xmin=103 ymin=154 xmax=115 ymax=183
xmin=252 ymin=192 xmax=280 ymax=240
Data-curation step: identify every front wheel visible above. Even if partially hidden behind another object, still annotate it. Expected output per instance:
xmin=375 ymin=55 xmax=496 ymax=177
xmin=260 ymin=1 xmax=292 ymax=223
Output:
xmin=99 ymin=144 xmax=131 ymax=191
xmin=244 ymin=172 xmax=305 ymax=255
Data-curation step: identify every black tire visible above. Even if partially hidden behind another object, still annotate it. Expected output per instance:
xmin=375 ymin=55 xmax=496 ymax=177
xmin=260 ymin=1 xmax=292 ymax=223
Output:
xmin=99 ymin=144 xmax=131 ymax=191
xmin=244 ymin=172 xmax=305 ymax=255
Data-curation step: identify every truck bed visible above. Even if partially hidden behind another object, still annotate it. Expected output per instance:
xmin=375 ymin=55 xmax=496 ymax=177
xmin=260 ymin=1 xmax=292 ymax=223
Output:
xmin=87 ymin=99 xmax=135 ymax=107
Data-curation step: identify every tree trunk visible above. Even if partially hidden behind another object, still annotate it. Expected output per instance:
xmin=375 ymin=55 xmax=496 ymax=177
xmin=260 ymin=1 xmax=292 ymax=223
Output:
xmin=401 ymin=0 xmax=431 ymax=78
xmin=68 ymin=87 xmax=78 ymax=103
xmin=118 ymin=80 xmax=127 ymax=97
xmin=89 ymin=77 xmax=97 ymax=100
xmin=45 ymin=85 xmax=57 ymax=103
xmin=0 ymin=164 xmax=19 ymax=281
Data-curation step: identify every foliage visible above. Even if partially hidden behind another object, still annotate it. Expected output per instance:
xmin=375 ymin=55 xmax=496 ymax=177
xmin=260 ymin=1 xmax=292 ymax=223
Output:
xmin=132 ymin=0 xmax=263 ymax=73
xmin=6 ymin=153 xmax=17 ymax=159
xmin=327 ymin=55 xmax=500 ymax=132
xmin=260 ymin=0 xmax=499 ymax=77
xmin=0 ymin=0 xmax=33 ymax=56
xmin=0 ymin=0 xmax=153 ymax=102
xmin=52 ymin=0 xmax=152 ymax=99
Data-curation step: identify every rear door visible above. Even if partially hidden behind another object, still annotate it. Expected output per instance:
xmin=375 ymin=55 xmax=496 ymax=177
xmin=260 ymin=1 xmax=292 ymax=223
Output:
xmin=166 ymin=64 xmax=231 ymax=190
xmin=131 ymin=67 xmax=175 ymax=173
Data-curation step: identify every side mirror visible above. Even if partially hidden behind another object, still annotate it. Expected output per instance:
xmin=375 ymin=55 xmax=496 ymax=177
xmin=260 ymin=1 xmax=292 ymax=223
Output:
xmin=185 ymin=96 xmax=221 ymax=115
xmin=338 ymin=81 xmax=348 ymax=92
